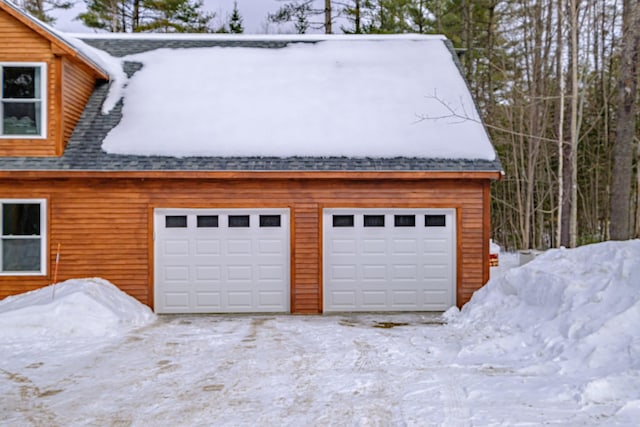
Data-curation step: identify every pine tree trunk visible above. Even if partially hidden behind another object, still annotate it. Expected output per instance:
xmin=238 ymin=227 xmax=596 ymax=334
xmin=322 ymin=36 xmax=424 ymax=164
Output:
xmin=556 ymin=0 xmax=565 ymax=248
xmin=610 ymin=0 xmax=640 ymax=240
xmin=325 ymin=0 xmax=332 ymax=34
xmin=569 ymin=0 xmax=579 ymax=247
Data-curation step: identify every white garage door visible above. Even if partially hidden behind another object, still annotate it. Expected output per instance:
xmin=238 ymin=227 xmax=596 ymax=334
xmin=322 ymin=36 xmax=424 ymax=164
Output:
xmin=323 ymin=208 xmax=456 ymax=312
xmin=154 ymin=208 xmax=290 ymax=313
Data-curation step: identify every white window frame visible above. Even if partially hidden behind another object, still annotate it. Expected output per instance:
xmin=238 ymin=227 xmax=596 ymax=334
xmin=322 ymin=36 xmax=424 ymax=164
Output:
xmin=0 ymin=62 xmax=47 ymax=139
xmin=0 ymin=199 xmax=47 ymax=276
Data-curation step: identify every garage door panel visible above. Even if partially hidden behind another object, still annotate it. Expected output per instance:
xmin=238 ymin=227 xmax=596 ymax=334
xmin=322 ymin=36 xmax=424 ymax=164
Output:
xmin=227 ymin=265 xmax=252 ymax=280
xmin=424 ymin=264 xmax=448 ymax=279
xmin=195 ymin=292 xmax=221 ymax=308
xmin=391 ymin=290 xmax=419 ymax=307
xmin=258 ymin=239 xmax=285 ymax=254
xmin=362 ymin=239 xmax=386 ymax=254
xmin=331 ymin=239 xmax=357 ymax=254
xmin=164 ymin=292 xmax=190 ymax=309
xmin=259 ymin=291 xmax=286 ymax=307
xmin=195 ymin=239 xmax=220 ymax=255
xmin=155 ymin=208 xmax=290 ymax=313
xmin=330 ymin=264 xmax=357 ymax=280
xmin=362 ymin=291 xmax=386 ymax=306
xmin=328 ymin=291 xmax=357 ymax=308
xmin=392 ymin=239 xmax=418 ymax=254
xmin=392 ymin=264 xmax=418 ymax=280
xmin=163 ymin=239 xmax=189 ymax=255
xmin=324 ymin=208 xmax=455 ymax=312
xmin=258 ymin=264 xmax=285 ymax=281
xmin=195 ymin=265 xmax=220 ymax=281
xmin=227 ymin=239 xmax=252 ymax=254
xmin=362 ymin=264 xmax=387 ymax=280
xmin=227 ymin=291 xmax=252 ymax=308
xmin=164 ymin=266 xmax=189 ymax=281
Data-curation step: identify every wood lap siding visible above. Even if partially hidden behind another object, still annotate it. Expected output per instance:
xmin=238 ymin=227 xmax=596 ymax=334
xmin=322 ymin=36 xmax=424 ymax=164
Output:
xmin=0 ymin=10 xmax=58 ymax=156
xmin=0 ymin=177 xmax=490 ymax=312
xmin=0 ymin=11 xmax=51 ymax=60
xmin=61 ymin=58 xmax=96 ymax=153
xmin=292 ymin=204 xmax=320 ymax=313
xmin=0 ymin=10 xmax=99 ymax=157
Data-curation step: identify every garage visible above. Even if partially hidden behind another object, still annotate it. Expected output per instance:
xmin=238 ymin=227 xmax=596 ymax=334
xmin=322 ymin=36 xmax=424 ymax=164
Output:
xmin=154 ymin=208 xmax=290 ymax=313
xmin=323 ymin=208 xmax=456 ymax=312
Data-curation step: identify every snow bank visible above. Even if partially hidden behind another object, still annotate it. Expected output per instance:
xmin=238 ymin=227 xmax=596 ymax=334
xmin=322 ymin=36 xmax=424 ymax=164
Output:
xmin=101 ymin=39 xmax=496 ymax=160
xmin=447 ymin=240 xmax=640 ymax=403
xmin=0 ymin=278 xmax=155 ymax=339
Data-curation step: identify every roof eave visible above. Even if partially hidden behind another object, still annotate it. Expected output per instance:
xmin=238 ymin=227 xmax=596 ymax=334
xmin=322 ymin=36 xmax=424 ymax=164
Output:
xmin=0 ymin=169 xmax=504 ymax=180
xmin=1 ymin=0 xmax=110 ymax=80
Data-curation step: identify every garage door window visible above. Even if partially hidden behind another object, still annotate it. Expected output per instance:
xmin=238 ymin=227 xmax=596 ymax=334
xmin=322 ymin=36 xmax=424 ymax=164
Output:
xmin=425 ymin=215 xmax=446 ymax=227
xmin=1 ymin=199 xmax=46 ymax=275
xmin=333 ymin=215 xmax=354 ymax=227
xmin=259 ymin=215 xmax=281 ymax=227
xmin=364 ymin=215 xmax=385 ymax=227
xmin=229 ymin=215 xmax=250 ymax=228
xmin=165 ymin=215 xmax=187 ymax=228
xmin=197 ymin=215 xmax=218 ymax=228
xmin=394 ymin=215 xmax=415 ymax=227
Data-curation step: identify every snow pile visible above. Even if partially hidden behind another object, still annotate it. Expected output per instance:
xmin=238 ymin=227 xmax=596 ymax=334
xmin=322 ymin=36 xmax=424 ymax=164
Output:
xmin=0 ymin=278 xmax=155 ymax=339
xmin=447 ymin=240 xmax=640 ymax=403
xmin=100 ymin=38 xmax=496 ymax=160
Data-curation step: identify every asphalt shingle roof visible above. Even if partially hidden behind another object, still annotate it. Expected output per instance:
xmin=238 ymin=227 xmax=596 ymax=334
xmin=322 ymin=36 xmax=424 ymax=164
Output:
xmin=0 ymin=37 xmax=502 ymax=173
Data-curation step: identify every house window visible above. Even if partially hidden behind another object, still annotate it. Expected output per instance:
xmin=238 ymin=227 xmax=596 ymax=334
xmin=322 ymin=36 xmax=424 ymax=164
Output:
xmin=0 ymin=199 xmax=46 ymax=275
xmin=1 ymin=63 xmax=46 ymax=138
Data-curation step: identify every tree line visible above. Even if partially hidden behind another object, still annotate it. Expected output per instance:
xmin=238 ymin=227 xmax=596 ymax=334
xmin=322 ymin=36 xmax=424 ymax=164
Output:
xmin=19 ymin=0 xmax=244 ymax=33
xmin=265 ymin=0 xmax=640 ymax=250
xmin=18 ymin=0 xmax=640 ymax=249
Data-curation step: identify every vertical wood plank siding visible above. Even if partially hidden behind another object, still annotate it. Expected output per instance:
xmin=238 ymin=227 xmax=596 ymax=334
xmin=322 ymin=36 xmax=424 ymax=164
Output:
xmin=0 ymin=177 xmax=490 ymax=312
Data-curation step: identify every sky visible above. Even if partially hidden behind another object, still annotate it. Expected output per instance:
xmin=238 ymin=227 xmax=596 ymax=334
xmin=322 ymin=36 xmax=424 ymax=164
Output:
xmin=54 ymin=0 xmax=309 ymax=34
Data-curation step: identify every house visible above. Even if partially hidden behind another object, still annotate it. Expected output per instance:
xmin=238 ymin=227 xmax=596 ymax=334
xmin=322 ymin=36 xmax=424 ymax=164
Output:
xmin=0 ymin=0 xmax=503 ymax=314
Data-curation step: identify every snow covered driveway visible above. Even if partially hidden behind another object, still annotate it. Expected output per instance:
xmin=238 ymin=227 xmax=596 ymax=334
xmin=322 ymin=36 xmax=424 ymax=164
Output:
xmin=3 ymin=241 xmax=640 ymax=426
xmin=0 ymin=313 xmax=623 ymax=426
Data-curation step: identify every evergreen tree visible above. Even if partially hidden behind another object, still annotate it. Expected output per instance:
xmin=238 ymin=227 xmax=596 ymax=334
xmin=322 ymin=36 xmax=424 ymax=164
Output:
xmin=78 ymin=0 xmax=214 ymax=32
xmin=20 ymin=0 xmax=72 ymax=23
xmin=78 ymin=0 xmax=142 ymax=32
xmin=138 ymin=0 xmax=214 ymax=32
xmin=269 ymin=0 xmax=313 ymax=34
xmin=228 ymin=1 xmax=244 ymax=33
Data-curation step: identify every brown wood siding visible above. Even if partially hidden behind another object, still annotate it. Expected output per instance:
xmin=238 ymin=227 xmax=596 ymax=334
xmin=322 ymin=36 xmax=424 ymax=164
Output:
xmin=60 ymin=58 xmax=96 ymax=153
xmin=0 ymin=177 xmax=490 ymax=312
xmin=0 ymin=9 xmax=58 ymax=156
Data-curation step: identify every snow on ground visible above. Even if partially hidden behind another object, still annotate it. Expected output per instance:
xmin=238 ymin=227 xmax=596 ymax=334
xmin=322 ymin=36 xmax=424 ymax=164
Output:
xmin=0 ymin=278 xmax=155 ymax=340
xmin=1 ymin=241 xmax=639 ymax=425
xmin=98 ymin=38 xmax=496 ymax=160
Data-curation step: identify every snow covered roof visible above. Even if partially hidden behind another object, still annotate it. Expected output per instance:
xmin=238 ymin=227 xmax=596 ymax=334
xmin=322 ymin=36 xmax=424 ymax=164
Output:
xmin=93 ymin=35 xmax=496 ymax=160
xmin=0 ymin=35 xmax=502 ymax=173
